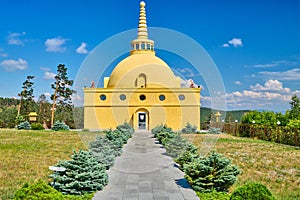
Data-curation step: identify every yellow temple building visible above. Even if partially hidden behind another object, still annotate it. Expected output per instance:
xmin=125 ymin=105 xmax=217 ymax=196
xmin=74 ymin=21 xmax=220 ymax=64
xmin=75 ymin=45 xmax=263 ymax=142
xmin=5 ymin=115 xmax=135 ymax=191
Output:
xmin=83 ymin=1 xmax=201 ymax=131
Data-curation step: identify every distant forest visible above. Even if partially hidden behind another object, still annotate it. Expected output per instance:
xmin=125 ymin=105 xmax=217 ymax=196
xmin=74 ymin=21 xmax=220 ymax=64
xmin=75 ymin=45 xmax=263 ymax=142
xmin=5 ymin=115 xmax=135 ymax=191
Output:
xmin=0 ymin=97 xmax=248 ymax=129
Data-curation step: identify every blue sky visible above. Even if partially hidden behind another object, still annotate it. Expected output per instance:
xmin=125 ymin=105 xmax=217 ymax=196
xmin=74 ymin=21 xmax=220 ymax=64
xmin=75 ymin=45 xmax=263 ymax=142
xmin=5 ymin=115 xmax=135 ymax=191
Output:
xmin=0 ymin=0 xmax=299 ymax=112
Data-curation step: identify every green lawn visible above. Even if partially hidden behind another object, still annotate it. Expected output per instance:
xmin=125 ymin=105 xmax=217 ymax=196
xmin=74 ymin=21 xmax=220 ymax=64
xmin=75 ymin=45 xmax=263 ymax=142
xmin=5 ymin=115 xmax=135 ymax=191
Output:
xmin=183 ymin=133 xmax=300 ymax=200
xmin=1 ymin=129 xmax=299 ymax=200
xmin=0 ymin=129 xmax=99 ymax=200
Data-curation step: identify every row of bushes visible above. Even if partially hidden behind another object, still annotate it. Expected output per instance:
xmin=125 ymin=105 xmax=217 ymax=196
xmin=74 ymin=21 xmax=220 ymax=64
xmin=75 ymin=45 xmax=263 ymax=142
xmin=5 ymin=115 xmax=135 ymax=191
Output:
xmin=230 ymin=124 xmax=300 ymax=147
xmin=17 ymin=121 xmax=70 ymax=131
xmin=152 ymin=125 xmax=275 ymax=200
xmin=14 ymin=122 xmax=134 ymax=199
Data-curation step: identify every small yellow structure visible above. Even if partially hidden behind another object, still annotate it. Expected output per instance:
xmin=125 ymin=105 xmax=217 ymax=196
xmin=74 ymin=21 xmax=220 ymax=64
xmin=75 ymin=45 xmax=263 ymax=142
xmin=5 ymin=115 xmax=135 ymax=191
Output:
xmin=83 ymin=1 xmax=201 ymax=131
xmin=28 ymin=112 xmax=38 ymax=122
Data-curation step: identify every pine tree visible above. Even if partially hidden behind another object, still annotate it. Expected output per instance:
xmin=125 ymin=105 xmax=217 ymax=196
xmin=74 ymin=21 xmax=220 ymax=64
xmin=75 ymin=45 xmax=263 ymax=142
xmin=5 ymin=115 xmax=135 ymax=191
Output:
xmin=50 ymin=64 xmax=76 ymax=127
xmin=51 ymin=150 xmax=108 ymax=195
xmin=18 ymin=75 xmax=35 ymax=117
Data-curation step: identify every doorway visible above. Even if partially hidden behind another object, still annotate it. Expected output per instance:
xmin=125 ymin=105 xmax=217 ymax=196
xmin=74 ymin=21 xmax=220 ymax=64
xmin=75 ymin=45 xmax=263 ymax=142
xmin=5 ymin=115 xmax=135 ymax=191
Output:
xmin=138 ymin=112 xmax=147 ymax=130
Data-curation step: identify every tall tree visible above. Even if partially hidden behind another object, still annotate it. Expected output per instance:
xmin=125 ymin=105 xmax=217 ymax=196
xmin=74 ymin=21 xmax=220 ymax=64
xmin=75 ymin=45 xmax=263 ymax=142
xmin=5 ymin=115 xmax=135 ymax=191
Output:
xmin=289 ymin=94 xmax=300 ymax=119
xmin=50 ymin=64 xmax=76 ymax=127
xmin=18 ymin=75 xmax=35 ymax=117
xmin=37 ymin=94 xmax=51 ymax=125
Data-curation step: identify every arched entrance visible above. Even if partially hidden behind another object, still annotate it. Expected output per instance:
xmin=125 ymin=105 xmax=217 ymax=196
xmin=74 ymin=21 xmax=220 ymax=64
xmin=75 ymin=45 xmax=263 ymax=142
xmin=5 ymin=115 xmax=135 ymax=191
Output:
xmin=134 ymin=108 xmax=149 ymax=131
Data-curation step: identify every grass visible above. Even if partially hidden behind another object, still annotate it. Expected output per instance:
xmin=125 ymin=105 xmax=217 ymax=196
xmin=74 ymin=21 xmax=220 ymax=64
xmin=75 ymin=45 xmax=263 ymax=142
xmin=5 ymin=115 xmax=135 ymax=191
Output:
xmin=0 ymin=129 xmax=100 ymax=200
xmin=183 ymin=133 xmax=300 ymax=200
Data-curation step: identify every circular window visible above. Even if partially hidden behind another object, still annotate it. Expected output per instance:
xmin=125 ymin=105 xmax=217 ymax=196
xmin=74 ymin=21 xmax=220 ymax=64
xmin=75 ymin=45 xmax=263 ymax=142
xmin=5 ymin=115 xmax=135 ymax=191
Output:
xmin=120 ymin=94 xmax=126 ymax=101
xmin=178 ymin=94 xmax=185 ymax=101
xmin=159 ymin=94 xmax=165 ymax=101
xmin=139 ymin=94 xmax=146 ymax=101
xmin=100 ymin=94 xmax=106 ymax=101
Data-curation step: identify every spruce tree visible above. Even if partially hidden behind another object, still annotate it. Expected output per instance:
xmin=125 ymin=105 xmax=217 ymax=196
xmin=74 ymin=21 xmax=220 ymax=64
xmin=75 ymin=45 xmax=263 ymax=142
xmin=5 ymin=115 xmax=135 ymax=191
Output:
xmin=89 ymin=136 xmax=121 ymax=169
xmin=184 ymin=151 xmax=240 ymax=193
xmin=50 ymin=150 xmax=108 ymax=195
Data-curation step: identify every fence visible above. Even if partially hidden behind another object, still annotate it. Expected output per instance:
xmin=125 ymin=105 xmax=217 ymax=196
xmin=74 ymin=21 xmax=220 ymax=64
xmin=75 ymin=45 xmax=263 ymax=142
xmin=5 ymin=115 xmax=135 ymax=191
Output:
xmin=221 ymin=123 xmax=299 ymax=147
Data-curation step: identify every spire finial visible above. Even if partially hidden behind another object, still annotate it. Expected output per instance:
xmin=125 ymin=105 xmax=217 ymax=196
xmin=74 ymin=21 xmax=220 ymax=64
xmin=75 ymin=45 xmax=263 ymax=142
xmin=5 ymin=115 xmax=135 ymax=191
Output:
xmin=130 ymin=1 xmax=154 ymax=55
xmin=138 ymin=1 xmax=148 ymax=39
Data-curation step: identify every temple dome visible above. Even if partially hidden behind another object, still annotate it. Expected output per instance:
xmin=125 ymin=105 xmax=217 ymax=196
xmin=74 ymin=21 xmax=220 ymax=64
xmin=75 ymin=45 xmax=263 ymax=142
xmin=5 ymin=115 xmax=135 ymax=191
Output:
xmin=107 ymin=53 xmax=180 ymax=88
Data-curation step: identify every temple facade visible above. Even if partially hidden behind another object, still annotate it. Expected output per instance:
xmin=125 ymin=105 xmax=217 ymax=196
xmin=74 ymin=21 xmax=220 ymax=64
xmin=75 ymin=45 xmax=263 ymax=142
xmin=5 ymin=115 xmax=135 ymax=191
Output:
xmin=83 ymin=1 xmax=201 ymax=131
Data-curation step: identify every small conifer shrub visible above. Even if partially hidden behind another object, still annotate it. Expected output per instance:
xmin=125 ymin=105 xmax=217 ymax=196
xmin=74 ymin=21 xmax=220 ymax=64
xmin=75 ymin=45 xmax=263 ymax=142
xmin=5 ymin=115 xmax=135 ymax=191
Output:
xmin=51 ymin=121 xmax=69 ymax=131
xmin=181 ymin=123 xmax=198 ymax=134
xmin=207 ymin=127 xmax=221 ymax=134
xmin=230 ymin=182 xmax=275 ymax=200
xmin=50 ymin=150 xmax=108 ymax=195
xmin=17 ymin=121 xmax=31 ymax=130
xmin=89 ymin=136 xmax=122 ymax=169
xmin=184 ymin=151 xmax=240 ymax=193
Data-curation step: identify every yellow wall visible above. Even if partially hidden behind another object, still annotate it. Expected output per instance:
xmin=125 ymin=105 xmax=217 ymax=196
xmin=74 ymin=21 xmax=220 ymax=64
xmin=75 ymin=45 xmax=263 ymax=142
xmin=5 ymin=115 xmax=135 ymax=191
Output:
xmin=84 ymin=88 xmax=200 ymax=131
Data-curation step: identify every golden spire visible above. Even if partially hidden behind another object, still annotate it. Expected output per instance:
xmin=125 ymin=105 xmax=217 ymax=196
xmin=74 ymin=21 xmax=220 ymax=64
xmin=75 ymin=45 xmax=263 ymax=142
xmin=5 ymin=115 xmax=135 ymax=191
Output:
xmin=131 ymin=1 xmax=154 ymax=55
xmin=138 ymin=1 xmax=148 ymax=39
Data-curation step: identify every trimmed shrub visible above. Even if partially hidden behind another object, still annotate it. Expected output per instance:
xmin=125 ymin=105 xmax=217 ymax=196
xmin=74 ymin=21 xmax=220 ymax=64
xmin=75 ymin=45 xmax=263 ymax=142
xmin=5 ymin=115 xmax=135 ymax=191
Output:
xmin=50 ymin=150 xmax=108 ymax=195
xmin=184 ymin=151 xmax=240 ymax=193
xmin=181 ymin=123 xmax=197 ymax=134
xmin=197 ymin=190 xmax=230 ymax=200
xmin=230 ymin=182 xmax=275 ymax=200
xmin=51 ymin=121 xmax=69 ymax=131
xmin=208 ymin=127 xmax=221 ymax=134
xmin=14 ymin=179 xmax=94 ymax=200
xmin=89 ymin=136 xmax=121 ymax=169
xmin=31 ymin=122 xmax=45 ymax=130
xmin=14 ymin=179 xmax=64 ymax=200
xmin=17 ymin=121 xmax=31 ymax=130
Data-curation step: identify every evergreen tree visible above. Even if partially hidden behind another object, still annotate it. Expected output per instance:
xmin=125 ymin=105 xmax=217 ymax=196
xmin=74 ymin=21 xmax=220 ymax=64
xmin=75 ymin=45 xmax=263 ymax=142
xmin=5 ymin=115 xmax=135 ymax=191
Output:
xmin=50 ymin=64 xmax=76 ymax=127
xmin=50 ymin=150 xmax=108 ymax=195
xmin=184 ymin=151 xmax=240 ymax=193
xmin=89 ymin=136 xmax=121 ymax=169
xmin=37 ymin=94 xmax=51 ymax=125
xmin=18 ymin=75 xmax=35 ymax=117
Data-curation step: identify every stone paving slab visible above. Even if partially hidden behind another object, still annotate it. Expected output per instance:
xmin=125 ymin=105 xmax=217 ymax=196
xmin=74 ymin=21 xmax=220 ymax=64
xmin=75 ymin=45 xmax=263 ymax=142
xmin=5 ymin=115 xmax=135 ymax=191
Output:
xmin=93 ymin=131 xmax=199 ymax=200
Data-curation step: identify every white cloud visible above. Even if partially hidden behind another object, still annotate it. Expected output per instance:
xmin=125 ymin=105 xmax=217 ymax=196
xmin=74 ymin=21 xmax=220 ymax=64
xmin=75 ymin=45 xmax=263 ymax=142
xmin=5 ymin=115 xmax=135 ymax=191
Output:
xmin=7 ymin=32 xmax=26 ymax=46
xmin=201 ymin=80 xmax=295 ymax=111
xmin=0 ymin=58 xmax=28 ymax=72
xmin=175 ymin=67 xmax=197 ymax=78
xmin=222 ymin=37 xmax=243 ymax=48
xmin=253 ymin=63 xmax=277 ymax=68
xmin=235 ymin=81 xmax=242 ymax=85
xmin=250 ymin=80 xmax=290 ymax=93
xmin=40 ymin=66 xmax=51 ymax=71
xmin=228 ymin=38 xmax=243 ymax=47
xmin=0 ymin=49 xmax=8 ymax=57
xmin=43 ymin=71 xmax=56 ymax=80
xmin=258 ymin=68 xmax=300 ymax=81
xmin=76 ymin=42 xmax=88 ymax=54
xmin=45 ymin=37 xmax=67 ymax=52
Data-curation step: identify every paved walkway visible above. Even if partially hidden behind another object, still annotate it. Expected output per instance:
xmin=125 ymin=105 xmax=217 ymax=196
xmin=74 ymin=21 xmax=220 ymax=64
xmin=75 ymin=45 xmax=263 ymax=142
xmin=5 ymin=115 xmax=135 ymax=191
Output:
xmin=93 ymin=131 xmax=199 ymax=200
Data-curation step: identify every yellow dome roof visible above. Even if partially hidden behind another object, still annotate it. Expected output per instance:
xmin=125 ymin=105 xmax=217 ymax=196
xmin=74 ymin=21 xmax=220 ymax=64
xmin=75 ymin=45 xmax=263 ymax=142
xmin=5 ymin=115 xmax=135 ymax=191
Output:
xmin=107 ymin=53 xmax=180 ymax=88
